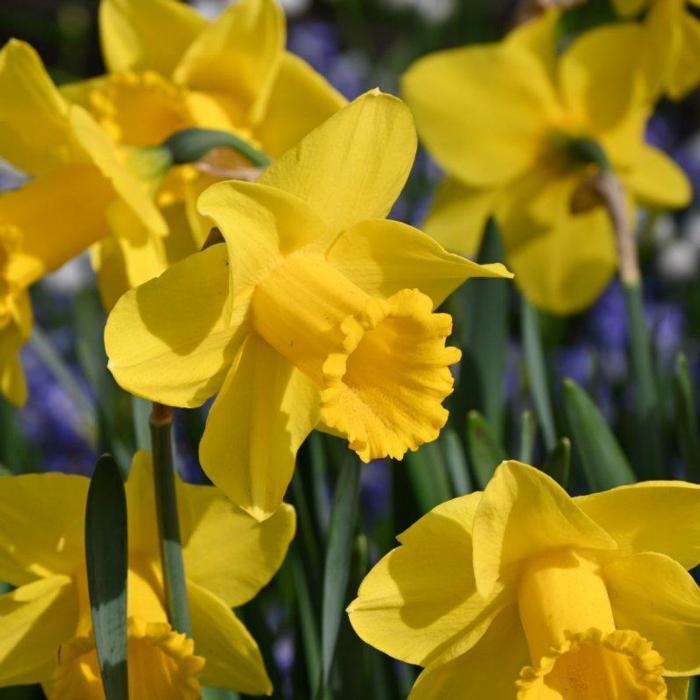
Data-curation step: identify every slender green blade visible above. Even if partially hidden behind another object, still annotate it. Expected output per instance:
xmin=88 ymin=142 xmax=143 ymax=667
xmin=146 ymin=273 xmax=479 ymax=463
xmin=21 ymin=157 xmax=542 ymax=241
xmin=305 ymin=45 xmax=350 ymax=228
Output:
xmin=563 ymin=380 xmax=636 ymax=490
xmin=440 ymin=428 xmax=473 ymax=496
xmin=317 ymin=457 xmax=361 ymax=698
xmin=521 ymin=298 xmax=557 ymax=450
xmin=518 ymin=410 xmax=537 ymax=464
xmin=201 ymin=689 xmax=239 ymax=700
xmin=404 ymin=441 xmax=453 ymax=512
xmin=467 ymin=410 xmax=507 ymax=489
xmin=452 ymin=220 xmax=510 ymax=441
xmin=85 ymin=454 xmax=129 ymax=700
xmin=542 ymin=438 xmax=572 ymax=488
xmin=673 ymin=353 xmax=700 ymax=482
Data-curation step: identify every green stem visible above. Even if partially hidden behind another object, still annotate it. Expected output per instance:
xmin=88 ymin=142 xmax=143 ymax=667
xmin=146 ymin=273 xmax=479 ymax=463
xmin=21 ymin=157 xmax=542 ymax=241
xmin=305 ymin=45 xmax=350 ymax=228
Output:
xmin=150 ymin=403 xmax=191 ymax=636
xmin=163 ymin=128 xmax=271 ymax=168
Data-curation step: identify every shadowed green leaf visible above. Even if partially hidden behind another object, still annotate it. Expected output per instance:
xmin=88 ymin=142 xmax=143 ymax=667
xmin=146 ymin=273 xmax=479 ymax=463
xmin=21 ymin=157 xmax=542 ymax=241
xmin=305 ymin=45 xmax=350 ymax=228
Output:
xmin=542 ymin=437 xmax=571 ymax=488
xmin=467 ymin=410 xmax=507 ymax=489
xmin=405 ymin=440 xmax=453 ymax=511
xmin=564 ymin=379 xmax=635 ymax=491
xmin=440 ymin=428 xmax=473 ymax=496
xmin=85 ymin=454 xmax=128 ymax=700
xmin=673 ymin=353 xmax=700 ymax=482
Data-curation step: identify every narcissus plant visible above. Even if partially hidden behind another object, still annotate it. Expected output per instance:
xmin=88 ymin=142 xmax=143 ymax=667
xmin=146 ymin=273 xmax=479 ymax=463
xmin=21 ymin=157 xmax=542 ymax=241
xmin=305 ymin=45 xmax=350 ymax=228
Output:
xmin=64 ymin=0 xmax=345 ymax=307
xmin=0 ymin=451 xmax=294 ymax=698
xmin=348 ymin=461 xmax=700 ymax=699
xmin=0 ymin=39 xmax=166 ymax=405
xmin=105 ymin=91 xmax=512 ymax=521
xmin=403 ymin=15 xmax=691 ymax=314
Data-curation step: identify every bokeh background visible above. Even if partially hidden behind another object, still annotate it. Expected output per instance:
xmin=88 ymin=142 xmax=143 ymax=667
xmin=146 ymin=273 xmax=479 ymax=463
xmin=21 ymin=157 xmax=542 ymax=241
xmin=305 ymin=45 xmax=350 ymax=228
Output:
xmin=2 ymin=1 xmax=700 ymax=698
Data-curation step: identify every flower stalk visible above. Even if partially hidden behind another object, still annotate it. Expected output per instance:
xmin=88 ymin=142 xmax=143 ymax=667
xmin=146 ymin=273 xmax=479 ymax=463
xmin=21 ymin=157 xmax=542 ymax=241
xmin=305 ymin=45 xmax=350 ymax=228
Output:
xmin=150 ymin=402 xmax=192 ymax=637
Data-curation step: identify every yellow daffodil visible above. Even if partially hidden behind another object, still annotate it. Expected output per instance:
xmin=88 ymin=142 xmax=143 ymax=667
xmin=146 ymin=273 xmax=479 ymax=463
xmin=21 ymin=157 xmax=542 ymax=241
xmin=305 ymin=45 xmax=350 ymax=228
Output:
xmin=105 ymin=91 xmax=512 ymax=521
xmin=0 ymin=39 xmax=166 ymax=405
xmin=0 ymin=450 xmax=294 ymax=698
xmin=63 ymin=0 xmax=345 ymax=308
xmin=612 ymin=0 xmax=700 ymax=99
xmin=403 ymin=16 xmax=691 ymax=314
xmin=349 ymin=460 xmax=700 ymax=698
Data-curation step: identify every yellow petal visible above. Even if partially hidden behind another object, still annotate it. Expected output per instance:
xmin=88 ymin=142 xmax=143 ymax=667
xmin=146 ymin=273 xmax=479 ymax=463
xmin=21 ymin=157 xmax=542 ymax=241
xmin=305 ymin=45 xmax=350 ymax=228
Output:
xmin=402 ymin=42 xmax=558 ymax=188
xmin=499 ymin=172 xmax=617 ymax=315
xmin=260 ymin=90 xmax=416 ymax=234
xmin=623 ymin=144 xmax=691 ymax=210
xmin=506 ymin=10 xmax=558 ymax=81
xmin=99 ymin=0 xmax=206 ymax=75
xmin=0 ymin=165 xmax=112 ymax=283
xmin=0 ymin=473 xmax=87 ymax=584
xmin=326 ymin=218 xmax=512 ymax=309
xmin=180 ymin=483 xmax=296 ymax=606
xmin=122 ymin=450 xmax=160 ymax=561
xmin=173 ymin=0 xmax=284 ymax=126
xmin=666 ymin=11 xmax=700 ymax=100
xmin=604 ymin=552 xmax=700 ymax=675
xmin=0 ymin=576 xmax=77 ymax=686
xmin=409 ymin=606 xmax=529 ymax=700
xmin=0 ymin=39 xmax=77 ymax=175
xmin=68 ymin=105 xmax=166 ymax=238
xmin=422 ymin=178 xmax=497 ymax=255
xmin=575 ymin=481 xmax=700 ymax=569
xmin=559 ymin=23 xmax=647 ymax=133
xmin=255 ymin=51 xmax=346 ymax=158
xmin=188 ymin=581 xmax=272 ymax=695
xmin=197 ymin=180 xmax=328 ymax=298
xmin=93 ymin=203 xmax=168 ymax=311
xmin=348 ymin=493 xmax=507 ymax=667
xmin=106 ymin=243 xmax=246 ymax=408
xmin=199 ymin=333 xmax=319 ymax=521
xmin=0 ymin=308 xmax=30 ymax=407
xmin=472 ymin=461 xmax=617 ymax=597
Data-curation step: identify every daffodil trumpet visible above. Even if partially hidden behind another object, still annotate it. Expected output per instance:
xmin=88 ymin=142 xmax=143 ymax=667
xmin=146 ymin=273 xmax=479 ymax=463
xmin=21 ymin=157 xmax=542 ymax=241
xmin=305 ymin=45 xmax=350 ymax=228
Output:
xmin=349 ymin=460 xmax=700 ymax=698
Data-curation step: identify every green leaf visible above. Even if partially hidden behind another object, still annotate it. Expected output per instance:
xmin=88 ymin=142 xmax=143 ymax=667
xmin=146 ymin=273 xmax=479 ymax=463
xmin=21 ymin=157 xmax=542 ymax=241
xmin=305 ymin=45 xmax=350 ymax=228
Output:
xmin=521 ymin=297 xmax=557 ymax=450
xmin=201 ymin=689 xmax=239 ymax=700
xmin=404 ymin=440 xmax=453 ymax=511
xmin=542 ymin=437 xmax=571 ymax=488
xmin=467 ymin=410 xmax=507 ymax=489
xmin=563 ymin=379 xmax=636 ymax=490
xmin=85 ymin=454 xmax=129 ymax=700
xmin=440 ymin=428 xmax=473 ymax=496
xmin=673 ymin=353 xmax=700 ymax=482
xmin=163 ymin=127 xmax=271 ymax=167
xmin=451 ymin=220 xmax=510 ymax=441
xmin=518 ymin=410 xmax=536 ymax=464
xmin=622 ymin=280 xmax=663 ymax=479
xmin=317 ymin=457 xmax=361 ymax=699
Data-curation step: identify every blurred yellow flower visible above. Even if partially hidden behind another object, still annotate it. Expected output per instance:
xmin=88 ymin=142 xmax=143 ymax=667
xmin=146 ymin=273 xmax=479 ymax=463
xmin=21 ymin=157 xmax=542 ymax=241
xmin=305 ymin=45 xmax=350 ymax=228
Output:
xmin=403 ymin=16 xmax=691 ymax=314
xmin=612 ymin=0 xmax=700 ymax=99
xmin=64 ymin=0 xmax=345 ymax=308
xmin=0 ymin=39 xmax=166 ymax=405
xmin=349 ymin=460 xmax=700 ymax=699
xmin=105 ymin=91 xmax=512 ymax=520
xmin=0 ymin=450 xmax=294 ymax=698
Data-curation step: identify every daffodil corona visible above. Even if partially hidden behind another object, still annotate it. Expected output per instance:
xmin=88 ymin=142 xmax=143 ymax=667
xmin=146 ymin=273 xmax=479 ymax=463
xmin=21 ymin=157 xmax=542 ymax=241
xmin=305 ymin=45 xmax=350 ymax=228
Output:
xmin=403 ymin=15 xmax=691 ymax=314
xmin=349 ymin=461 xmax=700 ymax=698
xmin=64 ymin=0 xmax=345 ymax=307
xmin=105 ymin=91 xmax=513 ymax=520
xmin=0 ymin=451 xmax=294 ymax=698
xmin=0 ymin=39 xmax=166 ymax=405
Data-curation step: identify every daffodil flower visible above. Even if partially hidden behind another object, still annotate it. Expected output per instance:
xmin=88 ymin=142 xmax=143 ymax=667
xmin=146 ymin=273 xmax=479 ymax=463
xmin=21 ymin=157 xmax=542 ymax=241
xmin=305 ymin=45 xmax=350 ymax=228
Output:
xmin=403 ymin=16 xmax=691 ymax=314
xmin=64 ymin=0 xmax=345 ymax=307
xmin=105 ymin=91 xmax=512 ymax=520
xmin=0 ymin=450 xmax=294 ymax=698
xmin=612 ymin=0 xmax=700 ymax=99
xmin=0 ymin=39 xmax=166 ymax=405
xmin=349 ymin=460 xmax=700 ymax=698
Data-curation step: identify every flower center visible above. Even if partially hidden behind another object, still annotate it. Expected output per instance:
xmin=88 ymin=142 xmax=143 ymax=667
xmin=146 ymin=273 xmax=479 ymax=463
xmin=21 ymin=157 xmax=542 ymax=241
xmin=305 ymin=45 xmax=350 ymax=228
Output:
xmin=251 ymin=253 xmax=461 ymax=461
xmin=89 ymin=71 xmax=193 ymax=147
xmin=516 ymin=548 xmax=667 ymax=699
